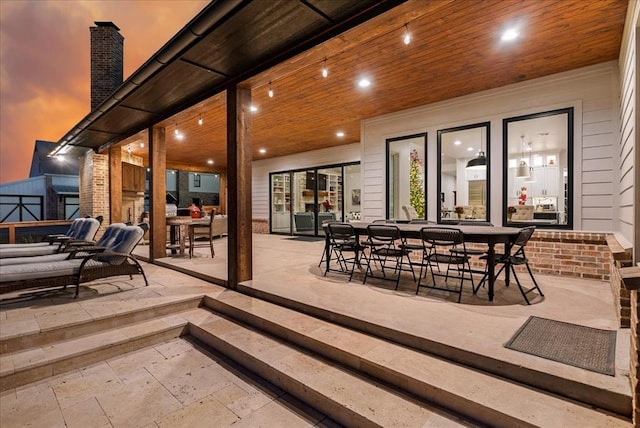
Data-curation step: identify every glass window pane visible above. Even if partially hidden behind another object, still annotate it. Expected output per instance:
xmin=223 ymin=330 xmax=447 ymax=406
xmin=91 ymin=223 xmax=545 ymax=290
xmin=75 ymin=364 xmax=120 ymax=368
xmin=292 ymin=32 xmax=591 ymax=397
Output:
xmin=386 ymin=134 xmax=426 ymax=220
xmin=437 ymin=123 xmax=490 ymax=222
xmin=504 ymin=108 xmax=573 ymax=228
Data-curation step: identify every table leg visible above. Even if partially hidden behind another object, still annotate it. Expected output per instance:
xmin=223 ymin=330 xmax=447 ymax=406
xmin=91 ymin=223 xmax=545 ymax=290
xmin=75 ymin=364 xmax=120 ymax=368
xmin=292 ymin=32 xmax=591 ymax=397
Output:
xmin=169 ymin=225 xmax=178 ymax=255
xmin=486 ymin=242 xmax=496 ymax=301
xmin=503 ymin=242 xmax=512 ymax=287
xmin=179 ymin=224 xmax=186 ymax=256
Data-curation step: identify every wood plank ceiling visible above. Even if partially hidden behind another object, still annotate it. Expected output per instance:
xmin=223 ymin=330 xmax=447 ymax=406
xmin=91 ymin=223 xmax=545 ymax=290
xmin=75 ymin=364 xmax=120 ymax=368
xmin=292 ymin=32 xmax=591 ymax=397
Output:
xmin=120 ymin=0 xmax=627 ymax=171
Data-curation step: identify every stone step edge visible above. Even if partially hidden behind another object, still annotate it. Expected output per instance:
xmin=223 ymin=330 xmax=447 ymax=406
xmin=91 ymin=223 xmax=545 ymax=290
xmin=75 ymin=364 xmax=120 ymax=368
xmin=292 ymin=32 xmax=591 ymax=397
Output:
xmin=189 ymin=318 xmax=472 ymax=428
xmin=236 ymin=283 xmax=631 ymax=418
xmin=0 ymin=313 xmax=191 ymax=391
xmin=0 ymin=295 xmax=203 ymax=355
xmin=214 ymin=290 xmax=631 ymax=425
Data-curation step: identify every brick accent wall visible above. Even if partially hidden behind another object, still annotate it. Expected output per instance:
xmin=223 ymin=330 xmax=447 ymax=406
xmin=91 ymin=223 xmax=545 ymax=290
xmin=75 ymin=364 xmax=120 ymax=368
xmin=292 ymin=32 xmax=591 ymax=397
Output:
xmin=79 ymin=151 xmax=110 ymax=238
xmin=631 ymin=291 xmax=639 ymax=425
xmin=253 ymin=218 xmax=269 ymax=234
xmin=90 ymin=22 xmax=123 ymax=110
xmin=527 ymin=231 xmax=610 ymax=281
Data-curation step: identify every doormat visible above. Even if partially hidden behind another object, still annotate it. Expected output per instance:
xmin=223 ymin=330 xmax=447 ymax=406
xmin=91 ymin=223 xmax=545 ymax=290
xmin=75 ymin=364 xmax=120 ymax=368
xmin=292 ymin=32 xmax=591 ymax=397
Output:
xmin=504 ymin=316 xmax=616 ymax=376
xmin=286 ymin=236 xmax=326 ymax=242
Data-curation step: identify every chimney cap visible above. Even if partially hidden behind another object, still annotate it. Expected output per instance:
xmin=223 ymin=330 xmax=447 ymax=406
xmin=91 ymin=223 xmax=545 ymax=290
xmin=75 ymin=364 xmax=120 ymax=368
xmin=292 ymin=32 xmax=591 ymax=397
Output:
xmin=94 ymin=21 xmax=120 ymax=31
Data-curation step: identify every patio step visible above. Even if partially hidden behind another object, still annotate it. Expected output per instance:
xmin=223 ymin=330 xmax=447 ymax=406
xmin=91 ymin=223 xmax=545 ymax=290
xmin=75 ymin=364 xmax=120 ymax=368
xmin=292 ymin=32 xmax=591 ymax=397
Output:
xmin=188 ymin=309 xmax=474 ymax=427
xmin=194 ymin=291 xmax=631 ymax=427
xmin=237 ymin=282 xmax=632 ymax=418
xmin=0 ymin=295 xmax=202 ymax=355
xmin=0 ymin=298 xmax=203 ymax=391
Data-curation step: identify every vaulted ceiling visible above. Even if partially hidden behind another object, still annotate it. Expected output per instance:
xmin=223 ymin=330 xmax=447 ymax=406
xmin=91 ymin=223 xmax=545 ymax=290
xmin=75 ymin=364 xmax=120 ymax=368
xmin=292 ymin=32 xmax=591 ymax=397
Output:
xmin=115 ymin=0 xmax=627 ymax=171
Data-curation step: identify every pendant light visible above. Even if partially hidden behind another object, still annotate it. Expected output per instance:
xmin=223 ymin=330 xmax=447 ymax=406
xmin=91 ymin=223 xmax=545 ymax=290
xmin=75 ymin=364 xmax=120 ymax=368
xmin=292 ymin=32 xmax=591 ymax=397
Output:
xmin=516 ymin=135 xmax=529 ymax=178
xmin=465 ymin=129 xmax=486 ymax=170
xmin=523 ymin=142 xmax=536 ymax=182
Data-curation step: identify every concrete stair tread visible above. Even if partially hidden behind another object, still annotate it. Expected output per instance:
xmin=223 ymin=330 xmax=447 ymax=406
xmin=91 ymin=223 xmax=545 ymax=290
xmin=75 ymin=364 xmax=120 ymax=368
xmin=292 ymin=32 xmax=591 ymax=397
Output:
xmin=191 ymin=314 xmax=471 ymax=427
xmin=0 ymin=312 xmax=193 ymax=390
xmin=0 ymin=295 xmax=202 ymax=354
xmin=200 ymin=291 xmax=631 ymax=427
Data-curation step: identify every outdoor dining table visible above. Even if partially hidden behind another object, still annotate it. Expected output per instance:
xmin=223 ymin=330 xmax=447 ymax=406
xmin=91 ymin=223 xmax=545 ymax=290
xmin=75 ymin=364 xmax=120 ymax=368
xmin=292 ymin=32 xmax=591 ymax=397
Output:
xmin=326 ymin=221 xmax=523 ymax=301
xmin=166 ymin=216 xmax=210 ymax=256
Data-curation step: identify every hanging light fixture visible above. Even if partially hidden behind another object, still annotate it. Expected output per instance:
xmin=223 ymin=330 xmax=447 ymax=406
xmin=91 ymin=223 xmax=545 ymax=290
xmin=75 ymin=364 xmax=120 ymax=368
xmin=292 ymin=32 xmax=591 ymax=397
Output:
xmin=268 ymin=82 xmax=274 ymax=98
xmin=198 ymin=114 xmax=203 ymax=126
xmin=516 ymin=135 xmax=530 ymax=178
xmin=523 ymin=141 xmax=536 ymax=182
xmin=465 ymin=129 xmax=486 ymax=170
xmin=403 ymin=23 xmax=411 ymax=45
xmin=321 ymin=58 xmax=328 ymax=78
xmin=174 ymin=123 xmax=179 ymax=135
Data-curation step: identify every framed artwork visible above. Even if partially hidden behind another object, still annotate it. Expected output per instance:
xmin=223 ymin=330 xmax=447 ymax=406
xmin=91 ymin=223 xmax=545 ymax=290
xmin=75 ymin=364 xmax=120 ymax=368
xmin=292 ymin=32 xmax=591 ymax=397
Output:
xmin=351 ymin=189 xmax=361 ymax=205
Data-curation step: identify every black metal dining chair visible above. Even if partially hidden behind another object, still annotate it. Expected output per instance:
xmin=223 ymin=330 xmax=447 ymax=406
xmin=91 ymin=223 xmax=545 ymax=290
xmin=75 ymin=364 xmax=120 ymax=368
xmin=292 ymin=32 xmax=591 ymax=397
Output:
xmin=417 ymin=227 xmax=474 ymax=302
xmin=362 ymin=224 xmax=415 ymax=289
xmin=476 ymin=226 xmax=543 ymax=304
xmin=323 ymin=222 xmax=361 ymax=280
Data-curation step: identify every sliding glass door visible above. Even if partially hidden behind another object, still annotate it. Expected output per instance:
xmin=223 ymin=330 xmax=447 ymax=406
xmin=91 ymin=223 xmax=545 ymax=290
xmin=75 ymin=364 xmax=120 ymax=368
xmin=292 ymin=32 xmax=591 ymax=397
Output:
xmin=270 ymin=162 xmax=359 ymax=236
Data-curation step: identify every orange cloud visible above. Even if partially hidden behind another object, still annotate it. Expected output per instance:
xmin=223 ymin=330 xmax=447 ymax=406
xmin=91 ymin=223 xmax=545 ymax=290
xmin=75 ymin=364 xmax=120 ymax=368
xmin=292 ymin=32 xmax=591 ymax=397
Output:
xmin=0 ymin=0 xmax=208 ymax=183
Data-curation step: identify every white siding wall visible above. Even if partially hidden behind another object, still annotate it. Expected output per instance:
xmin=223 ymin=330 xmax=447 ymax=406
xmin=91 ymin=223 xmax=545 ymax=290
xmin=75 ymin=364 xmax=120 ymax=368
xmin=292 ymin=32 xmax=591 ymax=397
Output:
xmin=617 ymin=1 xmax=638 ymax=260
xmin=361 ymin=62 xmax=619 ymax=229
xmin=252 ymin=144 xmax=360 ymax=220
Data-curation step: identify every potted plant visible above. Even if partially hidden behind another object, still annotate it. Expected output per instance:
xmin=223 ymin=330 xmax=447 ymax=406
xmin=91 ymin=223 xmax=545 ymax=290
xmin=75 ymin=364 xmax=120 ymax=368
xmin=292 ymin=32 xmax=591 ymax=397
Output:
xmin=454 ymin=206 xmax=465 ymax=219
xmin=507 ymin=206 xmax=517 ymax=220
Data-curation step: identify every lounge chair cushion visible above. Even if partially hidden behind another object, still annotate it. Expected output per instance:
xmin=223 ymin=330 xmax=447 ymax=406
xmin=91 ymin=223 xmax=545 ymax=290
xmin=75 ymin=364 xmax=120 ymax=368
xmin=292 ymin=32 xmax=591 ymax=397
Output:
xmin=0 ymin=260 xmax=85 ymax=283
xmin=0 ymin=245 xmax=61 ymax=258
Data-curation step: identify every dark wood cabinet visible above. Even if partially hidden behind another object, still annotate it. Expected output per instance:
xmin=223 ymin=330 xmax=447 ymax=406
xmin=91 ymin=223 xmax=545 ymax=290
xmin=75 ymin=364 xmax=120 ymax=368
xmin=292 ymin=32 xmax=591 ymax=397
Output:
xmin=122 ymin=162 xmax=145 ymax=192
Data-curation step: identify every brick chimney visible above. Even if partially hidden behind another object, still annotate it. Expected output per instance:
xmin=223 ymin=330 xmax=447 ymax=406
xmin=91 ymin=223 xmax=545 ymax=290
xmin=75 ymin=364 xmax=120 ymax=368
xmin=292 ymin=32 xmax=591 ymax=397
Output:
xmin=90 ymin=21 xmax=123 ymax=110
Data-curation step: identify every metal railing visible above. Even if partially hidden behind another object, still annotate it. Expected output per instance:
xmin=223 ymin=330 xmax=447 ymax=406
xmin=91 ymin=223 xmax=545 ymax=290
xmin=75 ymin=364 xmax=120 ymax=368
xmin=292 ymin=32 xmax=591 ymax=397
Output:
xmin=0 ymin=194 xmax=44 ymax=223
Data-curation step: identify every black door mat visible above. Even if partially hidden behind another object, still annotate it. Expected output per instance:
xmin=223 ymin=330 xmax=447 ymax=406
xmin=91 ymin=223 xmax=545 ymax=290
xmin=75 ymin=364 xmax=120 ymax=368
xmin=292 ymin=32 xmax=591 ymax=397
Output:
xmin=504 ymin=316 xmax=616 ymax=376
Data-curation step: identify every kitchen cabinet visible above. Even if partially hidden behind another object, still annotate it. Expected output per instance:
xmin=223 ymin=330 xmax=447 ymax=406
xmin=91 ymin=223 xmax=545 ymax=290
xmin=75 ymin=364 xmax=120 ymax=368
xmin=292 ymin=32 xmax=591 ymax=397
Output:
xmin=122 ymin=162 xmax=145 ymax=192
xmin=529 ymin=165 xmax=559 ymax=197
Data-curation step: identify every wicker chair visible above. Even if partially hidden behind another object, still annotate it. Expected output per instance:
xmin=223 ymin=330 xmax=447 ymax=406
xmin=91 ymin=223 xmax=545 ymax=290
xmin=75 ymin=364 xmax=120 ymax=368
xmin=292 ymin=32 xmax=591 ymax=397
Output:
xmin=0 ymin=224 xmax=148 ymax=298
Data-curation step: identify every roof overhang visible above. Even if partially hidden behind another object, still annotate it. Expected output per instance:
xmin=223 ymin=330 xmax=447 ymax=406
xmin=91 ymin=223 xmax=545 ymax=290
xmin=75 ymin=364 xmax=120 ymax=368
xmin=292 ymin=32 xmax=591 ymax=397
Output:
xmin=52 ymin=0 xmax=406 ymax=156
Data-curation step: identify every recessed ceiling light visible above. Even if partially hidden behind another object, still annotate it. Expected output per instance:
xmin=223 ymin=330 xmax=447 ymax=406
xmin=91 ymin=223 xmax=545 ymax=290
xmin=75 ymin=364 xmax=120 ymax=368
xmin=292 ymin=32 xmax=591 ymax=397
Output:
xmin=207 ymin=159 xmax=214 ymax=165
xmin=467 ymin=147 xmax=474 ymax=152
xmin=259 ymin=148 xmax=266 ymax=154
xmin=454 ymin=140 xmax=461 ymax=145
xmin=358 ymin=78 xmax=371 ymax=88
xmin=250 ymin=105 xmax=258 ymax=112
xmin=501 ymin=28 xmax=519 ymax=41
xmin=336 ymin=131 xmax=345 ymax=138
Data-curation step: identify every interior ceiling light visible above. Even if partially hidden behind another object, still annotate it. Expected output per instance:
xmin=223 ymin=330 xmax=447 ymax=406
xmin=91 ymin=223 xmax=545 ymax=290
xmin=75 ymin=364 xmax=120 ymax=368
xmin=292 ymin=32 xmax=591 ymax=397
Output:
xmin=516 ymin=135 xmax=530 ymax=178
xmin=250 ymin=105 xmax=258 ymax=112
xmin=454 ymin=140 xmax=461 ymax=145
xmin=259 ymin=148 xmax=266 ymax=154
xmin=56 ymin=155 xmax=64 ymax=162
xmin=466 ymin=147 xmax=474 ymax=151
xmin=336 ymin=131 xmax=345 ymax=138
xmin=358 ymin=78 xmax=371 ymax=88
xmin=268 ymin=82 xmax=274 ymax=98
xmin=175 ymin=133 xmax=184 ymax=141
xmin=466 ymin=131 xmax=487 ymax=171
xmin=174 ymin=123 xmax=179 ymax=135
xmin=501 ymin=28 xmax=519 ymax=42
xmin=207 ymin=159 xmax=214 ymax=165
xmin=140 ymin=142 xmax=144 ymax=148
xmin=523 ymin=166 xmax=536 ymax=183
xmin=321 ymin=58 xmax=328 ymax=78
xmin=198 ymin=114 xmax=203 ymax=126
xmin=403 ymin=23 xmax=411 ymax=45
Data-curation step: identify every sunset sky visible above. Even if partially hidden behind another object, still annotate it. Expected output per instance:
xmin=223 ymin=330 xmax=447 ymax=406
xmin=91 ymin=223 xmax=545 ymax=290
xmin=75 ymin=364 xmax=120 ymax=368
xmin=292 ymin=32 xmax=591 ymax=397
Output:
xmin=0 ymin=0 xmax=209 ymax=184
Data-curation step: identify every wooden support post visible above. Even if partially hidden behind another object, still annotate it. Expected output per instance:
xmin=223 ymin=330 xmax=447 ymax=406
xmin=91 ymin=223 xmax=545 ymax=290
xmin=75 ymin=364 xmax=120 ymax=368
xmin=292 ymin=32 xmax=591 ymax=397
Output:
xmin=149 ymin=126 xmax=167 ymax=260
xmin=109 ymin=146 xmax=122 ymax=224
xmin=227 ymin=86 xmax=252 ymax=288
